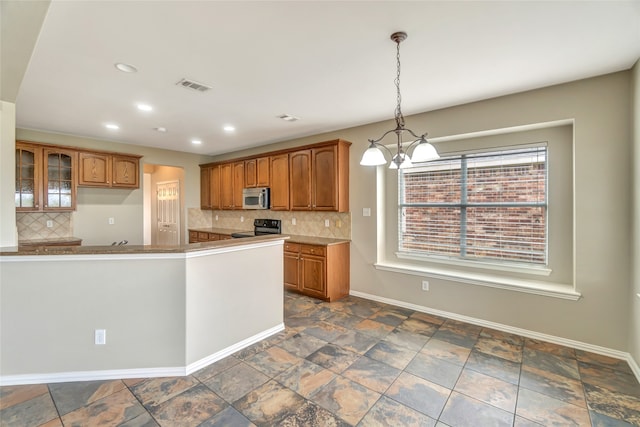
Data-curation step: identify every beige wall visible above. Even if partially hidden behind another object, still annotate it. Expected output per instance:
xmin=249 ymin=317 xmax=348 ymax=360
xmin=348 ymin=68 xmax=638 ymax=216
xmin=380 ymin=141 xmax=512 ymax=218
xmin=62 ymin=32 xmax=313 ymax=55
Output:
xmin=214 ymin=71 xmax=633 ymax=352
xmin=15 ymin=129 xmax=213 ymax=245
xmin=631 ymin=60 xmax=640 ymax=364
xmin=0 ymin=102 xmax=17 ymax=246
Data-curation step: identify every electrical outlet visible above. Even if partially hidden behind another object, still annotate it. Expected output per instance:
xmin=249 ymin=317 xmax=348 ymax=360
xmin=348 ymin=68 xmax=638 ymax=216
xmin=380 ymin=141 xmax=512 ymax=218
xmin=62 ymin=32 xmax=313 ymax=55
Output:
xmin=95 ymin=329 xmax=106 ymax=345
xmin=324 ymin=219 xmax=330 ymax=227
xmin=215 ymin=215 xmax=219 ymax=221
xmin=108 ymin=217 xmax=115 ymax=225
xmin=240 ymin=216 xmax=244 ymax=222
xmin=363 ymin=208 xmax=371 ymax=217
xmin=46 ymin=220 xmax=53 ymax=228
xmin=292 ymin=218 xmax=296 ymax=225
xmin=421 ymin=280 xmax=429 ymax=291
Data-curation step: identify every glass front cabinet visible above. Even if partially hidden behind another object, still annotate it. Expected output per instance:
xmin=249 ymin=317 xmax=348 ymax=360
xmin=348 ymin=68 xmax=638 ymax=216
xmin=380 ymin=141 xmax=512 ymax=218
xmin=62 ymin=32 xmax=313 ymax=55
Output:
xmin=15 ymin=142 xmax=77 ymax=212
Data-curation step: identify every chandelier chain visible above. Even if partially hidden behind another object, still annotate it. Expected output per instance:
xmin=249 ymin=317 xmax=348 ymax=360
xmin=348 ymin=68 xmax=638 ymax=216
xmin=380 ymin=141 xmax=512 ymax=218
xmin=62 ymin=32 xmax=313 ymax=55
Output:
xmin=395 ymin=39 xmax=405 ymax=128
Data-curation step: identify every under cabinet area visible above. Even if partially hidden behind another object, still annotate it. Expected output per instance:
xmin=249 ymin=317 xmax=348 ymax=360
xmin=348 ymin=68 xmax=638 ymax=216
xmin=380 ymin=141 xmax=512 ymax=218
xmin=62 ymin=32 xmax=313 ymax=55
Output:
xmin=188 ymin=230 xmax=232 ymax=243
xmin=284 ymin=241 xmax=350 ymax=301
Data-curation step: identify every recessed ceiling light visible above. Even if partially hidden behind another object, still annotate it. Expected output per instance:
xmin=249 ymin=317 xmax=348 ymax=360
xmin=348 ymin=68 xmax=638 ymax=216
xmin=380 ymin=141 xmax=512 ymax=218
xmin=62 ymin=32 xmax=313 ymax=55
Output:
xmin=137 ymin=103 xmax=153 ymax=112
xmin=114 ymin=63 xmax=137 ymax=73
xmin=277 ymin=114 xmax=300 ymax=122
xmin=105 ymin=123 xmax=120 ymax=130
xmin=223 ymin=125 xmax=235 ymax=132
xmin=154 ymin=127 xmax=167 ymax=132
xmin=191 ymin=139 xmax=202 ymax=145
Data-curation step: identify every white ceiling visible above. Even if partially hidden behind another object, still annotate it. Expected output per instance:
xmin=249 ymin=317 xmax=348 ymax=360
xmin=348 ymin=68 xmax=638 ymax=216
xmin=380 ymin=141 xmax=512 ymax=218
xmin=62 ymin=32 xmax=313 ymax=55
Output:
xmin=14 ymin=0 xmax=640 ymax=156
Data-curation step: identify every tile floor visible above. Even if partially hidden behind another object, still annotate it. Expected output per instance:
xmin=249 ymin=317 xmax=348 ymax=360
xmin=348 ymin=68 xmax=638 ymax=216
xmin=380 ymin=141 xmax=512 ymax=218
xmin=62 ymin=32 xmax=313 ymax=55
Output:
xmin=1 ymin=291 xmax=640 ymax=426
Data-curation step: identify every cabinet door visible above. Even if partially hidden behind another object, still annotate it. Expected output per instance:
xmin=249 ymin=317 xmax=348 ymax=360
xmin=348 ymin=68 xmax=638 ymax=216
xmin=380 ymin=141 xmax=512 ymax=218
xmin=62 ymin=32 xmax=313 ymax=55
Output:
xmin=233 ymin=161 xmax=245 ymax=209
xmin=284 ymin=251 xmax=300 ymax=291
xmin=289 ymin=150 xmax=312 ymax=210
xmin=300 ymin=254 xmax=326 ymax=298
xmin=210 ymin=165 xmax=221 ymax=209
xmin=312 ymin=146 xmax=338 ymax=211
xmin=112 ymin=155 xmax=139 ymax=188
xmin=43 ymin=148 xmax=76 ymax=211
xmin=79 ymin=152 xmax=110 ymax=187
xmin=200 ymin=167 xmax=211 ymax=209
xmin=256 ymin=157 xmax=270 ymax=187
xmin=220 ymin=163 xmax=234 ymax=209
xmin=15 ymin=143 xmax=41 ymax=211
xmin=270 ymin=154 xmax=289 ymax=210
xmin=189 ymin=230 xmax=198 ymax=243
xmin=245 ymin=159 xmax=257 ymax=188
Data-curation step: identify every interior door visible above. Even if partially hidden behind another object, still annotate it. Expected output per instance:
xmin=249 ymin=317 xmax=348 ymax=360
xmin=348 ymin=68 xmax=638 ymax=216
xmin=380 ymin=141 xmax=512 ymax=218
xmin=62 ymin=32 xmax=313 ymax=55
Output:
xmin=157 ymin=180 xmax=180 ymax=246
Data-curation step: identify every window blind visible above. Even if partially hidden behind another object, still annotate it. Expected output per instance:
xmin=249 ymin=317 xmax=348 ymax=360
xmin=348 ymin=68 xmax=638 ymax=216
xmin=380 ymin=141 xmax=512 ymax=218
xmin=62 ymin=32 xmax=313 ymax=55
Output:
xmin=399 ymin=146 xmax=547 ymax=264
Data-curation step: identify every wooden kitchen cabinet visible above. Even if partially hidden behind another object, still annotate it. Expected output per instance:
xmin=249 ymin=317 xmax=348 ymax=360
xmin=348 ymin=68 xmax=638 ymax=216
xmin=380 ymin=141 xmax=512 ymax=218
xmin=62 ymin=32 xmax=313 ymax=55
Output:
xmin=78 ymin=151 xmax=140 ymax=188
xmin=284 ymin=241 xmax=350 ymax=302
xmin=189 ymin=230 xmax=233 ymax=243
xmin=15 ymin=141 xmax=77 ymax=212
xmin=245 ymin=157 xmax=270 ymax=188
xmin=200 ymin=167 xmax=211 ymax=209
xmin=270 ymin=154 xmax=289 ymax=210
xmin=289 ymin=140 xmax=350 ymax=212
xmin=220 ymin=161 xmax=244 ymax=209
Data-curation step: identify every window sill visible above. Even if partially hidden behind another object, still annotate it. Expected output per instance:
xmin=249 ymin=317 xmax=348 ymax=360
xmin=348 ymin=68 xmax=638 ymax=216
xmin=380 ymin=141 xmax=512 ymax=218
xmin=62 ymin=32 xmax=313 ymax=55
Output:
xmin=374 ymin=261 xmax=580 ymax=301
xmin=395 ymin=252 xmax=552 ymax=276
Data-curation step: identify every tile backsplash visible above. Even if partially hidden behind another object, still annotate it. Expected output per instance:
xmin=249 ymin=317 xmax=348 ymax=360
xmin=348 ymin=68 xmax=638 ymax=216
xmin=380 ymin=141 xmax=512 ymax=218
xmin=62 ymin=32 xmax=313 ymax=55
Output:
xmin=188 ymin=208 xmax=351 ymax=239
xmin=17 ymin=212 xmax=73 ymax=240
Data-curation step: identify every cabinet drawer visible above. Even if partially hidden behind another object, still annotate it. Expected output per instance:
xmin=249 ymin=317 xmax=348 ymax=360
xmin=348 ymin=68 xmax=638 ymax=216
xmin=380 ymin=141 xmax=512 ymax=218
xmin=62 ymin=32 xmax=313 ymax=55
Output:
xmin=300 ymin=245 xmax=325 ymax=257
xmin=197 ymin=232 xmax=210 ymax=241
xmin=189 ymin=231 xmax=198 ymax=242
xmin=284 ymin=243 xmax=301 ymax=253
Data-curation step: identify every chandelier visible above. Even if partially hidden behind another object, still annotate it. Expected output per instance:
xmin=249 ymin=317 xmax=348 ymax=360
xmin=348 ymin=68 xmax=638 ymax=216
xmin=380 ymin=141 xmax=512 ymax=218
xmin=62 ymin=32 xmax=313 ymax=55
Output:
xmin=360 ymin=31 xmax=439 ymax=169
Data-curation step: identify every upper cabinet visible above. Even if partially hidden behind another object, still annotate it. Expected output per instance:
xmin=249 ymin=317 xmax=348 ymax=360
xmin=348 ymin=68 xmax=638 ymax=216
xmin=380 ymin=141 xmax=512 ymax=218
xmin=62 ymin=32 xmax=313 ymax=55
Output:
xmin=16 ymin=140 xmax=142 ymax=212
xmin=289 ymin=140 xmax=350 ymax=212
xmin=199 ymin=139 xmax=350 ymax=212
xmin=78 ymin=151 xmax=141 ymax=188
xmin=15 ymin=141 xmax=77 ymax=212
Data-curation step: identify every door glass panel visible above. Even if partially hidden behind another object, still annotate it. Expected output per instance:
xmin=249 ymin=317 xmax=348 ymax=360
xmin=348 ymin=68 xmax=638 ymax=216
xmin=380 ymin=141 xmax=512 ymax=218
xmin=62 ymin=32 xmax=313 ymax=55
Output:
xmin=60 ymin=154 xmax=71 ymax=168
xmin=60 ymin=168 xmax=72 ymax=180
xmin=61 ymin=181 xmax=71 ymax=193
xmin=21 ymin=194 xmax=34 ymax=207
xmin=22 ymin=180 xmax=34 ymax=193
xmin=21 ymin=151 xmax=34 ymax=164
xmin=48 ymin=194 xmax=60 ymax=207
xmin=48 ymin=181 xmax=59 ymax=192
xmin=48 ymin=168 xmax=60 ymax=180
xmin=21 ymin=165 xmax=34 ymax=179
xmin=48 ymin=153 xmax=60 ymax=166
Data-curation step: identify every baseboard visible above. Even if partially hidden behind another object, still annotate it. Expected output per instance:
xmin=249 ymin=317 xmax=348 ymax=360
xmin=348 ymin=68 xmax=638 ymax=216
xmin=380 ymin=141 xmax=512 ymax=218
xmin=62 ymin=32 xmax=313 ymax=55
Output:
xmin=0 ymin=323 xmax=285 ymax=386
xmin=350 ymin=290 xmax=640 ymax=383
xmin=185 ymin=323 xmax=285 ymax=374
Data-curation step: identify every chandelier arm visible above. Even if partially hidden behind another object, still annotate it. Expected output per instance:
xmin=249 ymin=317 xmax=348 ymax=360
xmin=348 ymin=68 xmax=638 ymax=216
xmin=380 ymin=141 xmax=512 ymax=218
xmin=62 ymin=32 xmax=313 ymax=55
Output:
xmin=368 ymin=128 xmax=403 ymax=145
xmin=404 ymin=132 xmax=429 ymax=152
xmin=367 ymin=141 xmax=395 ymax=158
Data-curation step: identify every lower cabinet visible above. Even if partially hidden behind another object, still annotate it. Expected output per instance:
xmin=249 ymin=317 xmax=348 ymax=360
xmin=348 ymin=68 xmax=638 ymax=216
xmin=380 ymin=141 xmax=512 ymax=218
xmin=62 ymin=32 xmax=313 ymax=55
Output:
xmin=284 ymin=241 xmax=350 ymax=302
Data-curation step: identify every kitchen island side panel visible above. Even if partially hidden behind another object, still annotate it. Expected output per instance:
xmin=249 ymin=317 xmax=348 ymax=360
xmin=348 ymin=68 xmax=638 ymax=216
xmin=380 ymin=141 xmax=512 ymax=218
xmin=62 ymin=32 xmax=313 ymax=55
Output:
xmin=185 ymin=241 xmax=284 ymax=365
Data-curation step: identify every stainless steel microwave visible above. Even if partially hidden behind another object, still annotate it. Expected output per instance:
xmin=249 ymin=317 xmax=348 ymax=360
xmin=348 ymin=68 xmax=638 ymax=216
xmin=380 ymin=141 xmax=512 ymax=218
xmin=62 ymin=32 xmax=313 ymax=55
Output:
xmin=242 ymin=187 xmax=270 ymax=209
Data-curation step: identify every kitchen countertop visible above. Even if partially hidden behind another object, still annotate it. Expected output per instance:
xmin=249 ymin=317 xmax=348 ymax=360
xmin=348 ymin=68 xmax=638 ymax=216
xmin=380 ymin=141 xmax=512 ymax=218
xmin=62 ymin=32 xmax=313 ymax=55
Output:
xmin=188 ymin=227 xmax=350 ymax=246
xmin=18 ymin=236 xmax=83 ymax=246
xmin=0 ymin=234 xmax=288 ymax=256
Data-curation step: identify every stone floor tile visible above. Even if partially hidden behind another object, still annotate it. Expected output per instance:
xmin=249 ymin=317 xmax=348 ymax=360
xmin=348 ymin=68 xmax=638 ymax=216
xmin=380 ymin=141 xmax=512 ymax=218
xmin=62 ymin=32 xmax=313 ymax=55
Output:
xmin=431 ymin=329 xmax=478 ymax=349
xmin=385 ymin=372 xmax=451 ymax=420
xmin=234 ymin=380 xmax=306 ymax=425
xmin=323 ymin=311 xmax=367 ymax=329
xmin=275 ymin=359 xmax=336 ymax=398
xmin=302 ymin=321 xmax=348 ymax=342
xmin=358 ymin=395 xmax=437 ymax=427
xmin=474 ymin=336 xmax=523 ymax=363
xmin=192 ymin=355 xmax=242 ymax=382
xmin=61 ymin=388 xmax=146 ymax=427
xmin=465 ymin=349 xmax=521 ymax=385
xmin=199 ymin=406 xmax=256 ymax=427
xmin=439 ymin=319 xmax=483 ymax=338
xmin=306 ymin=343 xmax=361 ymax=373
xmin=454 ymin=368 xmax=518 ymax=413
xmin=439 ymin=391 xmax=514 ymax=427
xmin=405 ymin=352 xmax=464 ymax=389
xmin=342 ymin=356 xmax=401 ymax=394
xmin=513 ymin=416 xmax=544 ymax=426
xmin=524 ymin=338 xmax=576 ymax=359
xmin=203 ymin=362 xmax=270 ymax=403
xmin=149 ymin=383 xmax=227 ymax=427
xmin=584 ymin=382 xmax=640 ymax=425
xmin=0 ymin=384 xmax=48 ymax=411
xmin=397 ymin=318 xmax=440 ymax=337
xmin=383 ymin=328 xmax=431 ymax=351
xmin=309 ymin=375 xmax=380 ymax=425
xmin=515 ymin=387 xmax=591 ymax=426
xmin=277 ymin=332 xmax=328 ymax=358
xmin=576 ymin=350 xmax=634 ymax=375
xmin=38 ymin=418 xmax=63 ymax=427
xmin=232 ymin=339 xmax=274 ymax=360
xmin=368 ymin=310 xmax=409 ymax=327
xmin=118 ymin=411 xmax=160 ymax=427
xmin=421 ymin=338 xmax=472 ymax=366
xmin=0 ymin=392 xmax=59 ymax=427
xmin=129 ymin=376 xmax=199 ymax=409
xmin=331 ymin=330 xmax=380 ymax=355
xmin=353 ymin=318 xmax=395 ymax=339
xmin=48 ymin=379 xmax=126 ymax=415
xmin=409 ymin=311 xmax=446 ymax=326
xmin=579 ymin=361 xmax=640 ymax=398
xmin=589 ymin=409 xmax=637 ymax=426
xmin=480 ymin=328 xmax=525 ymax=347
xmin=245 ymin=345 xmax=304 ymax=377
xmin=522 ymin=347 xmax=580 ymax=380
xmin=365 ymin=339 xmax=418 ymax=370
xmin=520 ymin=364 xmax=587 ymax=407
xmin=279 ymin=400 xmax=350 ymax=427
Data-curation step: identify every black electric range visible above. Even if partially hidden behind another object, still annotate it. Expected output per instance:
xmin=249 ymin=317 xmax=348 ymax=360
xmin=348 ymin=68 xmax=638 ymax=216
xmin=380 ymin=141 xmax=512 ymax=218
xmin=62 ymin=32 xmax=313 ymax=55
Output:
xmin=230 ymin=219 xmax=281 ymax=238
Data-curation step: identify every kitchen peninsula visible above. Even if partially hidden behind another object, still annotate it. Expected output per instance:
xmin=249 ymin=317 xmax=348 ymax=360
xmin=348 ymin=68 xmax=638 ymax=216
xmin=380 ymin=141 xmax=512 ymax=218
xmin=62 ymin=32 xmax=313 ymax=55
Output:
xmin=0 ymin=235 xmax=286 ymax=385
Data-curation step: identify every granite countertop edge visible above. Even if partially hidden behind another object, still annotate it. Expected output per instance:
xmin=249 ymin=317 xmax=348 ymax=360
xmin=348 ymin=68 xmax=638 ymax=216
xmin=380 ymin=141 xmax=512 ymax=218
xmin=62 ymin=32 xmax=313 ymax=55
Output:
xmin=188 ymin=227 xmax=350 ymax=245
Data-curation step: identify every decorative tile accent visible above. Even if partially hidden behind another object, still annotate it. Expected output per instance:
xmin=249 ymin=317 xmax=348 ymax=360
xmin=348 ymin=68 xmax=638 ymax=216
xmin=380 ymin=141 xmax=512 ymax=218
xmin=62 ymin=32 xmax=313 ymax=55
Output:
xmin=16 ymin=212 xmax=72 ymax=240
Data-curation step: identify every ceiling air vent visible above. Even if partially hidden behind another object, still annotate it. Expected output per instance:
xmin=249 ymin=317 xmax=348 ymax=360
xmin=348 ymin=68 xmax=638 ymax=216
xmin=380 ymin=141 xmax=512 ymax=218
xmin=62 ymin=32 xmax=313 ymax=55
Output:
xmin=176 ymin=78 xmax=212 ymax=93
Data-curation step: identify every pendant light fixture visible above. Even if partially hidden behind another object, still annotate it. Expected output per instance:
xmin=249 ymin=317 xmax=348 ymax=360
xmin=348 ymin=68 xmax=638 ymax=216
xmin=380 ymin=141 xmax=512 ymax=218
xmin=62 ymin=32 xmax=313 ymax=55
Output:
xmin=360 ymin=31 xmax=439 ymax=169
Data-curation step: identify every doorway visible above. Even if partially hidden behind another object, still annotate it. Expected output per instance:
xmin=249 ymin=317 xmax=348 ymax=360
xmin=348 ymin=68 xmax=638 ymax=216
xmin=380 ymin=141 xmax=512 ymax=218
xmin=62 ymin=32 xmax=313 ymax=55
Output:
xmin=143 ymin=164 xmax=184 ymax=245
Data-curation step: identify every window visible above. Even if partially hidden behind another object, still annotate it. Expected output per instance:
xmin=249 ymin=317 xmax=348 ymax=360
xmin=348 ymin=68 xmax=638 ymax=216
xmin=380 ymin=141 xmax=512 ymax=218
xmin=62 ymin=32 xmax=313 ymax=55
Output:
xmin=399 ymin=146 xmax=547 ymax=266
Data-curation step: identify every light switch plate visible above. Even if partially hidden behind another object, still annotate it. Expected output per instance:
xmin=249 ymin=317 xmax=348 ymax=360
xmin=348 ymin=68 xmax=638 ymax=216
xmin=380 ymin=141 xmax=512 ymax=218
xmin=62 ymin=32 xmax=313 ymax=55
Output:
xmin=95 ymin=329 xmax=106 ymax=345
xmin=363 ymin=208 xmax=371 ymax=217
xmin=108 ymin=217 xmax=115 ymax=225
